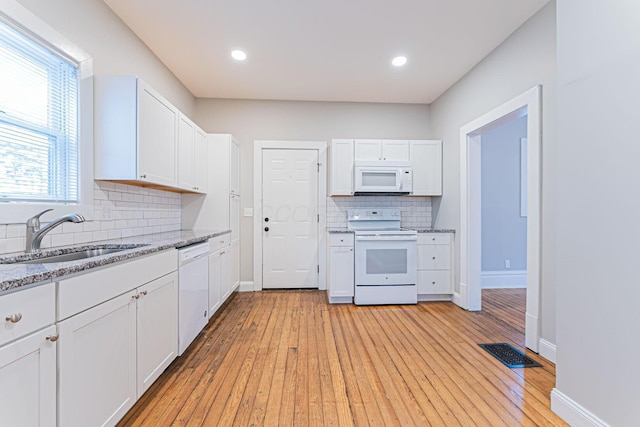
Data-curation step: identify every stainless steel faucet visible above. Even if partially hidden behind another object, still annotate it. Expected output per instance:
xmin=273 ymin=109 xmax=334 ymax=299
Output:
xmin=25 ymin=209 xmax=86 ymax=253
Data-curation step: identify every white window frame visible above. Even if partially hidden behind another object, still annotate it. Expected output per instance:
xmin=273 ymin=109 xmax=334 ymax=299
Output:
xmin=0 ymin=0 xmax=93 ymax=224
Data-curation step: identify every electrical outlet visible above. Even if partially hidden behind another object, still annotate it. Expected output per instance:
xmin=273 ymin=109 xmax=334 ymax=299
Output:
xmin=505 ymin=259 xmax=511 ymax=269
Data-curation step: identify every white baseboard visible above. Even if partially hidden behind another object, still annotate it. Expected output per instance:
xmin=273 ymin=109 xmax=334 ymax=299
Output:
xmin=328 ymin=296 xmax=353 ymax=304
xmin=538 ymin=338 xmax=556 ymax=364
xmin=418 ymin=294 xmax=452 ymax=302
xmin=481 ymin=270 xmax=527 ymax=289
xmin=551 ymin=389 xmax=610 ymax=427
xmin=239 ymin=281 xmax=255 ymax=292
xmin=525 ymin=312 xmax=539 ymax=352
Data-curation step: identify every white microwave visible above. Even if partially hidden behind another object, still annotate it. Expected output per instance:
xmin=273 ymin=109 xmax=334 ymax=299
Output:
xmin=354 ymin=161 xmax=413 ymax=195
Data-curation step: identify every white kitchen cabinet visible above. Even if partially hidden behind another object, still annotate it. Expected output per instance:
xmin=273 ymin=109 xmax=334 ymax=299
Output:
xmin=329 ymin=139 xmax=354 ymax=196
xmin=136 ymin=272 xmax=178 ymax=395
xmin=194 ymin=128 xmax=209 ymax=193
xmin=354 ymin=139 xmax=410 ymax=161
xmin=327 ymin=233 xmax=354 ymax=303
xmin=95 ymin=76 xmax=179 ymax=188
xmin=57 ymin=250 xmax=178 ymax=427
xmin=417 ymin=233 xmax=453 ymax=298
xmin=231 ymin=241 xmax=240 ymax=293
xmin=410 ymin=140 xmax=442 ymax=196
xmin=0 ymin=282 xmax=56 ymax=427
xmin=208 ymin=234 xmax=231 ymax=318
xmin=230 ymin=137 xmax=240 ymax=196
xmin=178 ymin=114 xmax=208 ymax=193
xmin=58 ymin=290 xmax=137 ymax=427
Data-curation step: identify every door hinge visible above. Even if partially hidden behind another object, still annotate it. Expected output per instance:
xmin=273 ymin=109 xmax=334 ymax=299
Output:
xmin=317 ymin=163 xmax=320 ymax=172
xmin=317 ymin=265 xmax=320 ymax=274
xmin=317 ymin=214 xmax=320 ymax=223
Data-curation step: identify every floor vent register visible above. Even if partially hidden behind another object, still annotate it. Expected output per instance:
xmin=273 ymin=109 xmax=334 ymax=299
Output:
xmin=478 ymin=342 xmax=542 ymax=368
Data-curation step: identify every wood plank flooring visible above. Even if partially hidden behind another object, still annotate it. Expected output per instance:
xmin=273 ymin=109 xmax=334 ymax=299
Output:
xmin=119 ymin=290 xmax=566 ymax=426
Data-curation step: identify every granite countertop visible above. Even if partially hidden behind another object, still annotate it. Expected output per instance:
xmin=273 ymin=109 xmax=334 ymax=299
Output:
xmin=327 ymin=228 xmax=455 ymax=234
xmin=327 ymin=228 xmax=353 ymax=234
xmin=0 ymin=229 xmax=230 ymax=295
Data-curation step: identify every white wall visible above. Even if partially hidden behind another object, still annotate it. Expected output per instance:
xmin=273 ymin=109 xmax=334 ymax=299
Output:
xmin=429 ymin=2 xmax=556 ymax=343
xmin=481 ymin=115 xmax=528 ymax=272
xmin=16 ymin=0 xmax=195 ymax=115
xmin=194 ymin=99 xmax=431 ymax=282
xmin=554 ymin=1 xmax=640 ymax=425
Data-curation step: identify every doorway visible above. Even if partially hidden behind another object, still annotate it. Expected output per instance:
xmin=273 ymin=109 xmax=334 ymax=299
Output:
xmin=458 ymin=86 xmax=541 ymax=352
xmin=253 ymin=141 xmax=327 ymax=291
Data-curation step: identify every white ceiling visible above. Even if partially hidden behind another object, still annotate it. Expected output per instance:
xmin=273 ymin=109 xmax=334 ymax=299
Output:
xmin=104 ymin=0 xmax=549 ymax=104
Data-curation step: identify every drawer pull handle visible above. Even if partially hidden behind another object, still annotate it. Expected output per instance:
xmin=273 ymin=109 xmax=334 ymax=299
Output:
xmin=432 ymin=237 xmax=436 ymax=241
xmin=432 ymin=256 xmax=436 ymax=260
xmin=132 ymin=294 xmax=140 ymax=300
xmin=46 ymin=335 xmax=59 ymax=342
xmin=140 ymin=291 xmax=148 ymax=296
xmin=5 ymin=313 xmax=22 ymax=323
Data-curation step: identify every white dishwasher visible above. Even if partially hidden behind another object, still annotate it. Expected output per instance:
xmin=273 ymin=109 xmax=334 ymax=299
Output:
xmin=178 ymin=241 xmax=209 ymax=355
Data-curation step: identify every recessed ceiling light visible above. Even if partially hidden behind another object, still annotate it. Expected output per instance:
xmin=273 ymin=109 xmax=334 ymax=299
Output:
xmin=231 ymin=50 xmax=247 ymax=61
xmin=392 ymin=56 xmax=407 ymax=67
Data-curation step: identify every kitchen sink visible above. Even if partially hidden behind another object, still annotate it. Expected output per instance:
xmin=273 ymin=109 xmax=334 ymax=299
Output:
xmin=4 ymin=244 xmax=149 ymax=264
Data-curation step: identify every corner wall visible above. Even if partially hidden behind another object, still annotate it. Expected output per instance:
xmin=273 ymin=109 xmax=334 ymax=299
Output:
xmin=429 ymin=2 xmax=557 ymax=345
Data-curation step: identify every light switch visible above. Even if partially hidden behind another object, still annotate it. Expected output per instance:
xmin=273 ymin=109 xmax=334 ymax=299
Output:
xmin=244 ymin=208 xmax=253 ymax=217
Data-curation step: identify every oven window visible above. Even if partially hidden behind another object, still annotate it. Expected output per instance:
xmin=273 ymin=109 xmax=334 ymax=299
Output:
xmin=362 ymin=172 xmax=397 ymax=187
xmin=366 ymin=249 xmax=407 ymax=274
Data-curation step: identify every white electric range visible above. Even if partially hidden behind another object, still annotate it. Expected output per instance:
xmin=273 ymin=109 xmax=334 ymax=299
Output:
xmin=347 ymin=208 xmax=417 ymax=305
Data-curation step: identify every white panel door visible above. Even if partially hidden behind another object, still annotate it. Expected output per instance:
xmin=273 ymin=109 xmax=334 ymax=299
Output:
xmin=58 ymin=291 xmax=137 ymax=427
xmin=0 ymin=326 xmax=56 ymax=427
xmin=137 ymin=272 xmax=178 ymax=396
xmin=262 ymin=149 xmax=319 ymax=289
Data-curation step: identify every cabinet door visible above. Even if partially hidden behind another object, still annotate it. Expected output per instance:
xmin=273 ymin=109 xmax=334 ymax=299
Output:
xmin=382 ymin=140 xmax=410 ymax=161
xmin=194 ymin=128 xmax=208 ymax=193
xmin=417 ymin=244 xmax=451 ymax=270
xmin=231 ymin=241 xmax=240 ymax=292
xmin=137 ymin=272 xmax=178 ymax=396
xmin=328 ymin=245 xmax=354 ymax=298
xmin=410 ymin=140 xmax=442 ymax=196
xmin=329 ymin=139 xmax=354 ymax=195
xmin=230 ymin=194 xmax=240 ymax=244
xmin=208 ymin=250 xmax=222 ymax=318
xmin=0 ymin=325 xmax=56 ymax=427
xmin=138 ymin=82 xmax=178 ymax=187
xmin=178 ymin=114 xmax=196 ymax=190
xmin=417 ymin=270 xmax=452 ymax=294
xmin=354 ymin=139 xmax=382 ymax=161
xmin=58 ymin=291 xmax=137 ymax=427
xmin=220 ymin=248 xmax=232 ymax=302
xmin=230 ymin=138 xmax=240 ymax=195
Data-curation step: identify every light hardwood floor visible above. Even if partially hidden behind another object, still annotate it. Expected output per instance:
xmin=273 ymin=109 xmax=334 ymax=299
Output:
xmin=119 ymin=289 xmax=566 ymax=426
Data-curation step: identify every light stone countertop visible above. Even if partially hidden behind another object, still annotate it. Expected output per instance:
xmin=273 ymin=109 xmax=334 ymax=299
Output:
xmin=0 ymin=229 xmax=229 ymax=295
xmin=327 ymin=228 xmax=455 ymax=234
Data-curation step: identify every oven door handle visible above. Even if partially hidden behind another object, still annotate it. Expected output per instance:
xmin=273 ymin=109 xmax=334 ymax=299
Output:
xmin=355 ymin=235 xmax=417 ymax=242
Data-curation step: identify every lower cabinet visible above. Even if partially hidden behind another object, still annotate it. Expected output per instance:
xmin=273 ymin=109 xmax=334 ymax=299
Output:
xmin=417 ymin=233 xmax=454 ymax=298
xmin=208 ymin=234 xmax=233 ymax=320
xmin=57 ymin=265 xmax=178 ymax=427
xmin=327 ymin=233 xmax=354 ymax=303
xmin=0 ymin=325 xmax=57 ymax=427
xmin=231 ymin=241 xmax=240 ymax=292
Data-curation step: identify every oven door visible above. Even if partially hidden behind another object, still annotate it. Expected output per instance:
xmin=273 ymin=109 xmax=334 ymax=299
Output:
xmin=354 ymin=235 xmax=417 ymax=286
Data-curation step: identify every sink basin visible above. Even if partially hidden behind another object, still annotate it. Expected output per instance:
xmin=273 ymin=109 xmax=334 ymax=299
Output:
xmin=6 ymin=244 xmax=149 ymax=264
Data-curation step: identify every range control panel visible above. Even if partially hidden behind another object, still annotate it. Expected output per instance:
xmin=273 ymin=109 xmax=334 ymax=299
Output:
xmin=347 ymin=208 xmax=401 ymax=222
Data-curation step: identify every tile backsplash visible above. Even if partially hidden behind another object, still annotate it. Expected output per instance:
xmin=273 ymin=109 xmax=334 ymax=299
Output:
xmin=0 ymin=181 xmax=181 ymax=255
xmin=326 ymin=196 xmax=432 ymax=229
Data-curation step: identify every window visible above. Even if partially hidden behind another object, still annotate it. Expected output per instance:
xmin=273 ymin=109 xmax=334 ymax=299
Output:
xmin=0 ymin=17 xmax=79 ymax=203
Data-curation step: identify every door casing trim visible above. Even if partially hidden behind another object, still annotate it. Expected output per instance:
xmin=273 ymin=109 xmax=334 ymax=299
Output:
xmin=253 ymin=140 xmax=328 ymax=291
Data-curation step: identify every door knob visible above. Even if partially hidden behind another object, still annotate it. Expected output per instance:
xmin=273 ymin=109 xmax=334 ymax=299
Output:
xmin=264 ymin=227 xmax=269 ymax=232
xmin=264 ymin=218 xmax=269 ymax=222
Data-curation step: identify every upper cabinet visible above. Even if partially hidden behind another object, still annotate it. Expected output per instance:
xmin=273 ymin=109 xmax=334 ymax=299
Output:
xmin=178 ymin=113 xmax=207 ymax=193
xmin=410 ymin=140 xmax=442 ymax=196
xmin=95 ymin=76 xmax=206 ymax=193
xmin=329 ymin=138 xmax=443 ymax=196
xmin=354 ymin=139 xmax=409 ymax=161
xmin=329 ymin=139 xmax=354 ymax=196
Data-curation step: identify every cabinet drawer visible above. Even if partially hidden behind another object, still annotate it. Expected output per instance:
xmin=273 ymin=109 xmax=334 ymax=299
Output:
xmin=417 ymin=244 xmax=451 ymax=270
xmin=418 ymin=270 xmax=452 ymax=294
xmin=329 ymin=233 xmax=354 ymax=247
xmin=417 ymin=234 xmax=450 ymax=245
xmin=209 ymin=234 xmax=230 ymax=252
xmin=57 ymin=250 xmax=177 ymax=321
xmin=0 ymin=283 xmax=55 ymax=347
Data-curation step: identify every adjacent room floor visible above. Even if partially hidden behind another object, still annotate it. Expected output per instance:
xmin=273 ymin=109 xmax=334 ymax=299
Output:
xmin=119 ymin=289 xmax=565 ymax=426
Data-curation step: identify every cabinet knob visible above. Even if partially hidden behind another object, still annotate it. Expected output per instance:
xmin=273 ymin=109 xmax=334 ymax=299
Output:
xmin=5 ymin=313 xmax=22 ymax=323
xmin=46 ymin=334 xmax=59 ymax=342
xmin=432 ymin=256 xmax=436 ymax=260
xmin=140 ymin=174 xmax=147 ymax=179
xmin=432 ymin=237 xmax=436 ymax=241
xmin=140 ymin=291 xmax=148 ymax=296
xmin=264 ymin=227 xmax=269 ymax=232
xmin=132 ymin=294 xmax=140 ymax=300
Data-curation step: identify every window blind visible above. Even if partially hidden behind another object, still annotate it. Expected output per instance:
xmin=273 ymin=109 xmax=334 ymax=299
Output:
xmin=0 ymin=17 xmax=79 ymax=203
